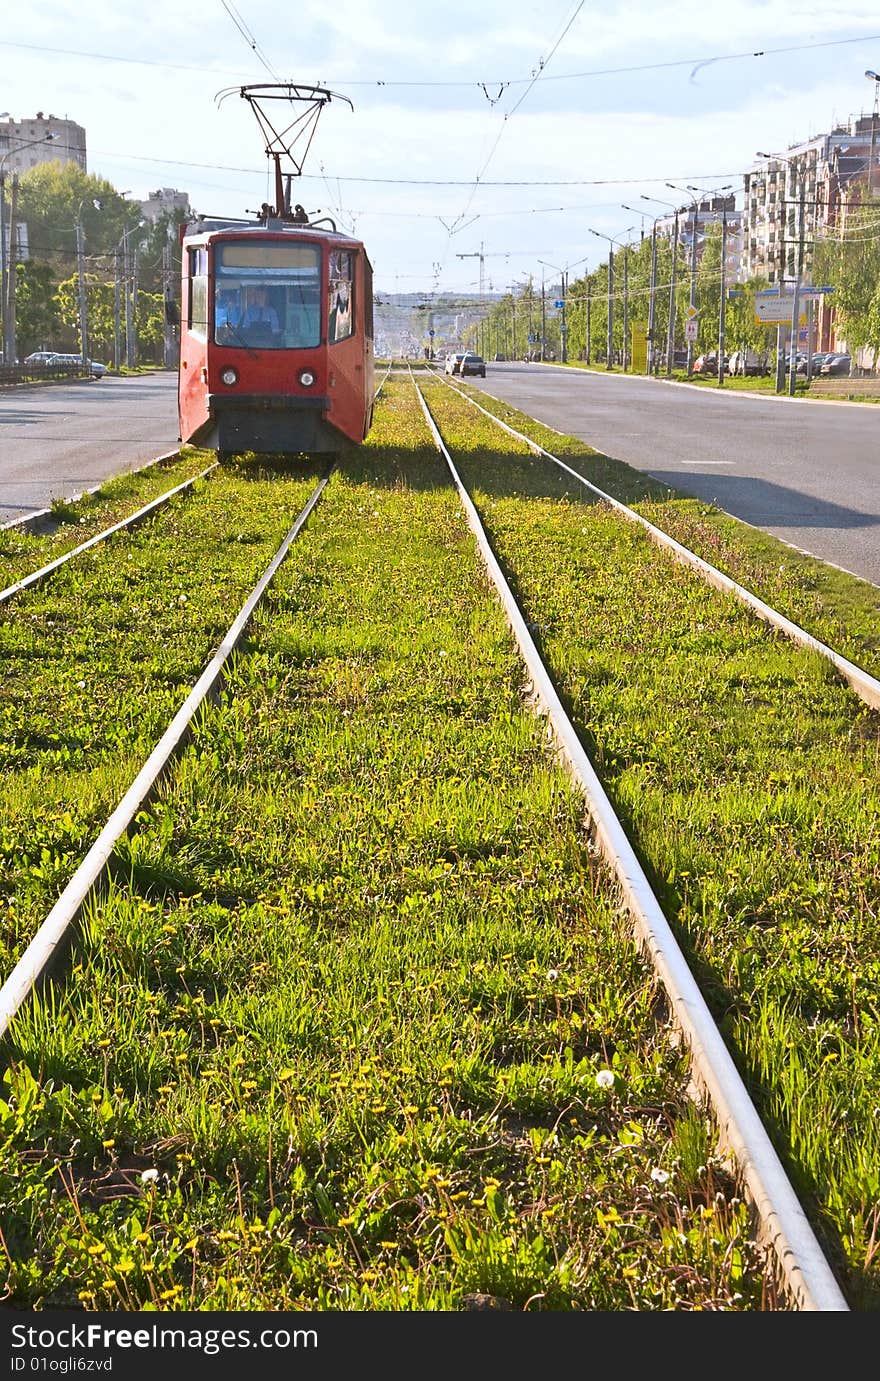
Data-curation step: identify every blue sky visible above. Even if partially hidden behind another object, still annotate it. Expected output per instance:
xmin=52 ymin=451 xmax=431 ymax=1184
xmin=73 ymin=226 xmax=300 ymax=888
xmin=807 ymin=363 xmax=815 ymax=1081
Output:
xmin=3 ymin=1 xmax=880 ymax=292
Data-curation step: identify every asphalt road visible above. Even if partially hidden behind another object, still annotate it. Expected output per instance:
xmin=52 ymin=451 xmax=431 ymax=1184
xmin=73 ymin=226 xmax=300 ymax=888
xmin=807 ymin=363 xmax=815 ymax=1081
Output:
xmin=0 ymin=372 xmax=180 ymax=525
xmin=470 ymin=362 xmax=880 ymax=588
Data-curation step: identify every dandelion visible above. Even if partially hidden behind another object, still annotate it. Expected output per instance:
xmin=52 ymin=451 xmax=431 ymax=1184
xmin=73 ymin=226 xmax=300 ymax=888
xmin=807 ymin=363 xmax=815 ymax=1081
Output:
xmin=651 ymin=1167 xmax=670 ymax=1185
xmin=596 ymin=1069 xmax=615 ymax=1089
xmin=546 ymin=968 xmax=559 ymax=982
xmin=76 ymin=680 xmax=86 ymax=689
xmin=140 ymin=1168 xmax=159 ymax=1185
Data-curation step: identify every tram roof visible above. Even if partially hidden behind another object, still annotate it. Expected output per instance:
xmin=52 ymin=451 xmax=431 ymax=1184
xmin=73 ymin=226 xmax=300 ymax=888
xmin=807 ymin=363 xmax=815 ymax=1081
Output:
xmin=183 ymin=217 xmax=363 ymax=247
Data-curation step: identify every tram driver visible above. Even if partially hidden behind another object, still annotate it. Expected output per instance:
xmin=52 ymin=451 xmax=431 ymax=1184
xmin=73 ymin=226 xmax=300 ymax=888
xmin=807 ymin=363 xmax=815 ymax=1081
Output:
xmin=240 ymin=286 xmax=281 ymax=345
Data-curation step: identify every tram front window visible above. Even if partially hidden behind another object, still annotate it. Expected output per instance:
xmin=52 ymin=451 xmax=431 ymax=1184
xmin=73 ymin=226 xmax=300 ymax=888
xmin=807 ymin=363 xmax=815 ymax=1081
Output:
xmin=213 ymin=241 xmax=321 ymax=349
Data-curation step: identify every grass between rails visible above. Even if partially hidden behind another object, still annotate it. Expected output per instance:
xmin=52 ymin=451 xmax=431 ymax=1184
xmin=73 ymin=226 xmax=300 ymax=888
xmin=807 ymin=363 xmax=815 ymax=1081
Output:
xmin=422 ymin=376 xmax=880 ymax=1307
xmin=453 ymin=381 xmax=880 ymax=682
xmin=0 ymin=386 xmax=772 ymax=1311
xmin=0 ymin=463 xmax=324 ymax=975
xmin=0 ymin=449 xmax=216 ymax=593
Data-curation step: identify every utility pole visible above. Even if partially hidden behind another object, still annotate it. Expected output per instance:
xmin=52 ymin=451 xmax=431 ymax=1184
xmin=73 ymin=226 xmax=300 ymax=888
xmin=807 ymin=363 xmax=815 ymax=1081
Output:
xmin=605 ymin=245 xmax=613 ymax=367
xmin=648 ymin=221 xmax=658 ymax=374
xmin=76 ymin=217 xmax=88 ymax=369
xmin=5 ymin=173 xmax=19 ymax=365
xmin=585 ymin=274 xmax=591 ymax=365
xmin=123 ymin=231 xmax=134 ymax=369
xmin=788 ymin=167 xmax=806 ymax=398
xmin=162 ymin=235 xmax=176 ymax=368
xmin=668 ymin=184 xmax=699 ymax=376
xmin=667 ymin=211 xmax=679 ymax=376
xmin=622 ymin=243 xmax=629 ymax=371
xmin=114 ymin=247 xmax=122 ymax=372
xmin=540 ymin=270 xmax=546 ymax=360
xmin=718 ymin=209 xmax=727 ymax=387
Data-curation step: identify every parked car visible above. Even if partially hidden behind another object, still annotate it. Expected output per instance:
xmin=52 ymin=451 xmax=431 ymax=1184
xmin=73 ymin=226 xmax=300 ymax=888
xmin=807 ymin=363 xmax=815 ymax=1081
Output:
xmin=459 ymin=353 xmax=486 ymax=378
xmin=24 ymin=351 xmax=107 ymax=377
xmin=727 ymin=349 xmax=769 ymax=376
xmin=810 ymin=352 xmax=831 ymax=371
xmin=53 ymin=352 xmax=108 ymax=378
xmin=692 ymin=353 xmax=727 ymax=374
xmin=819 ymin=353 xmax=852 ymax=376
xmin=444 ymin=351 xmax=468 ymax=376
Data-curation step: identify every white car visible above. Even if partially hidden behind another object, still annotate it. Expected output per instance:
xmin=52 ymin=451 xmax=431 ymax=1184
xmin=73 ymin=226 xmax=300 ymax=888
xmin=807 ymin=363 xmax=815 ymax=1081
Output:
xmin=444 ymin=352 xmax=468 ymax=376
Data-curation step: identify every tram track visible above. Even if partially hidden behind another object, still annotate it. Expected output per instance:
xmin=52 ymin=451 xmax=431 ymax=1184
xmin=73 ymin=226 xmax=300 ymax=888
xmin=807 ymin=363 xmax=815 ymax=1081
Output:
xmin=411 ymin=371 xmax=850 ymax=1312
xmin=0 ymin=379 xmax=795 ymax=1312
xmin=0 ymin=373 xmax=873 ymax=1310
xmin=432 ymin=369 xmax=880 ymax=711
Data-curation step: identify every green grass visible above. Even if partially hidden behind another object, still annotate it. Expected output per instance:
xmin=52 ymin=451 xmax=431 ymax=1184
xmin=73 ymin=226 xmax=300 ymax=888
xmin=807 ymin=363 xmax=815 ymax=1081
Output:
xmin=0 ymin=450 xmax=215 ymax=592
xmin=421 ymin=376 xmax=880 ymax=1307
xmin=0 ymin=388 xmax=771 ymax=1311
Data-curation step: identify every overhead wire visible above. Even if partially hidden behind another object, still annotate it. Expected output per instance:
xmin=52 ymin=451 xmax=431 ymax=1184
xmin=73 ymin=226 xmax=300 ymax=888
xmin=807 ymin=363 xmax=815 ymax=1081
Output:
xmin=2 ymin=30 xmax=877 ymax=87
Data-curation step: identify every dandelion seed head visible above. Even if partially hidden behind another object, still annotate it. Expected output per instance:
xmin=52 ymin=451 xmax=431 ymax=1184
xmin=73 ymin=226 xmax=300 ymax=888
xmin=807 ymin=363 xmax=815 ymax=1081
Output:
xmin=596 ymin=1069 xmax=615 ymax=1089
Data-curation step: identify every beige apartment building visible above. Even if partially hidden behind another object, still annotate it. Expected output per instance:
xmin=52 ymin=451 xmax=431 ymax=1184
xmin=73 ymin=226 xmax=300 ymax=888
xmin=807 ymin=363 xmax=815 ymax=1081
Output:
xmin=0 ymin=113 xmax=86 ymax=174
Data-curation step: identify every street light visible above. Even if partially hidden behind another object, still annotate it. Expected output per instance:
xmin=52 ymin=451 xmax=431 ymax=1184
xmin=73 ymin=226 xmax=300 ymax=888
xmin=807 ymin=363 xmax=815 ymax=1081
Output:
xmin=623 ymin=203 xmax=659 ymax=375
xmin=75 ymin=196 xmax=104 ymax=370
xmin=666 ymin=182 xmax=703 ymax=376
xmin=538 ymin=259 xmax=569 ymax=362
xmin=687 ymin=184 xmax=734 ymax=387
xmin=641 ymin=195 xmax=680 ymax=375
xmin=588 ymin=226 xmax=635 ymax=370
xmin=0 ymin=131 xmax=58 ymax=362
xmin=757 ymin=151 xmax=806 ymax=396
xmin=866 ymin=71 xmax=880 ymax=193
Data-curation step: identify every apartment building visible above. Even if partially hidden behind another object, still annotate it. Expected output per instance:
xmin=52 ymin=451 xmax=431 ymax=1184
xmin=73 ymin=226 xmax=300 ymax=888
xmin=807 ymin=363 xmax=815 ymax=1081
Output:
xmin=743 ymin=113 xmax=880 ymax=284
xmin=654 ymin=194 xmax=743 ymax=281
xmin=140 ymin=187 xmax=192 ymax=223
xmin=0 ymin=113 xmax=86 ymax=174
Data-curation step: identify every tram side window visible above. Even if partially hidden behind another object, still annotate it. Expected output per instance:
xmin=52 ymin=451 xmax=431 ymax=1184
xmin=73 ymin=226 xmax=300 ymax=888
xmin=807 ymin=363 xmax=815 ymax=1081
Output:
xmin=328 ymin=250 xmax=354 ymax=344
xmin=189 ymin=247 xmax=208 ymax=337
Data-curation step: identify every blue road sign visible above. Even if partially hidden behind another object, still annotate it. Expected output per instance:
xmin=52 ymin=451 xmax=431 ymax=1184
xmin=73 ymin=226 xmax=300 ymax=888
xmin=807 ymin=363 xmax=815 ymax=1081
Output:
xmin=554 ymin=300 xmax=565 ymax=309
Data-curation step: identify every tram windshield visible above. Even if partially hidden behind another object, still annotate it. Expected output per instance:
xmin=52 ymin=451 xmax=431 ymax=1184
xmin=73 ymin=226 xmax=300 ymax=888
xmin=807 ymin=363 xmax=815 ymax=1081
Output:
xmin=213 ymin=241 xmax=321 ymax=349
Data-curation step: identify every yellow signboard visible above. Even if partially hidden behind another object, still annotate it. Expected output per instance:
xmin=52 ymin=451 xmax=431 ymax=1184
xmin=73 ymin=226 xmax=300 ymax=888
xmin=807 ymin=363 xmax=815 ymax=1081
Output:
xmin=630 ymin=321 xmax=648 ymax=373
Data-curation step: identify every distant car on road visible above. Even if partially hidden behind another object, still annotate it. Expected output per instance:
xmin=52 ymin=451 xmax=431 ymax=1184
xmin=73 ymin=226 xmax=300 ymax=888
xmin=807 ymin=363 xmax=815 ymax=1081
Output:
xmin=459 ymin=353 xmax=486 ymax=378
xmin=444 ymin=351 xmax=468 ymax=376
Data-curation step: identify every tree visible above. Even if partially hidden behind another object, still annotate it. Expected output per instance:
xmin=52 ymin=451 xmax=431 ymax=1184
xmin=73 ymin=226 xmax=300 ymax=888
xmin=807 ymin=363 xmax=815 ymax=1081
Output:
xmin=13 ymin=260 xmax=61 ymax=355
xmin=813 ymin=183 xmax=880 ymax=366
xmin=16 ymin=162 xmax=142 ymax=273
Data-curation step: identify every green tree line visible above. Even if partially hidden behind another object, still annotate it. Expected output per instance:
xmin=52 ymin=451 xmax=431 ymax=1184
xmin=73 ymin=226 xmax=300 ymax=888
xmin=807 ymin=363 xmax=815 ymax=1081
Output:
xmin=2 ymin=162 xmax=188 ymax=363
xmin=469 ymin=195 xmax=880 ymax=371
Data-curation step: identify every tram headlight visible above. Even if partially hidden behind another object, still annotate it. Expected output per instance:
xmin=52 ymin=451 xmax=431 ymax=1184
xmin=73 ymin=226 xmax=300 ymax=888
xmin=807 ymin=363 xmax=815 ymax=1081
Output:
xmin=298 ymin=369 xmax=316 ymax=387
xmin=219 ymin=366 xmax=238 ymax=386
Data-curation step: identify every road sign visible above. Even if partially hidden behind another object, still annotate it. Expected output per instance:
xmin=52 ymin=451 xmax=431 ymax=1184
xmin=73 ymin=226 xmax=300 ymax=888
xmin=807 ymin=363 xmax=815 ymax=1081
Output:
xmin=754 ymin=295 xmax=807 ymax=325
xmin=554 ymin=300 xmax=565 ymax=309
xmin=428 ymin=329 xmax=435 ymax=337
xmin=685 ymin=319 xmax=698 ymax=341
xmin=686 ymin=304 xmax=698 ymax=319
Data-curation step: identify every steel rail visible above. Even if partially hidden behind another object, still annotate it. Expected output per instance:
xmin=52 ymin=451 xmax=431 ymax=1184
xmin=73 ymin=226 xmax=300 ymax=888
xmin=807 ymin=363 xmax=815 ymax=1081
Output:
xmin=437 ymin=376 xmax=880 ymax=713
xmin=0 ymin=470 xmax=332 ymax=1040
xmin=413 ymin=375 xmax=849 ymax=1313
xmin=0 ymin=462 xmax=218 ymax=606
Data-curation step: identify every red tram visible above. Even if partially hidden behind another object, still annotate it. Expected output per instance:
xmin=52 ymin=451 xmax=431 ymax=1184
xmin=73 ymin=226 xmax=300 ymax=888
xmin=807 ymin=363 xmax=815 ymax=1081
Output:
xmin=177 ymin=213 xmax=374 ymax=459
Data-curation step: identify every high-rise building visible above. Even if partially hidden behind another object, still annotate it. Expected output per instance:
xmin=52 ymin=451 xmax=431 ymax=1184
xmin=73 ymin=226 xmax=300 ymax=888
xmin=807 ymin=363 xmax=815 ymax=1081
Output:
xmin=0 ymin=113 xmax=86 ymax=173
xmin=140 ymin=187 xmax=192 ymax=223
xmin=743 ymin=114 xmax=880 ymax=284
